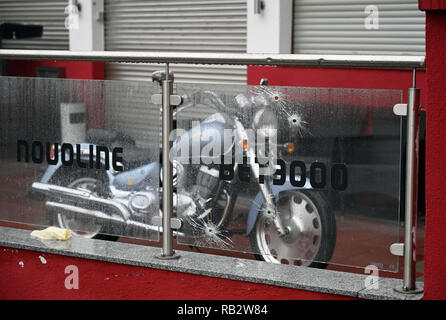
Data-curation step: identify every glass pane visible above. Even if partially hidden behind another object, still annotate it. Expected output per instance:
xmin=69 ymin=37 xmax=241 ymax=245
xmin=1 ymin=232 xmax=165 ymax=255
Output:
xmin=0 ymin=76 xmax=160 ymax=241
xmin=175 ymin=83 xmax=402 ymax=272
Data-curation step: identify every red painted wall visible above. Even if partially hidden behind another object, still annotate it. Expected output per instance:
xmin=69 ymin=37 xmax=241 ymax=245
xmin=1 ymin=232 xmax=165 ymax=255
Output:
xmin=421 ymin=9 xmax=446 ymax=300
xmin=5 ymin=60 xmax=104 ymax=80
xmin=0 ymin=247 xmax=353 ymax=300
xmin=419 ymin=0 xmax=446 ymax=10
xmin=248 ymin=67 xmax=427 ymax=106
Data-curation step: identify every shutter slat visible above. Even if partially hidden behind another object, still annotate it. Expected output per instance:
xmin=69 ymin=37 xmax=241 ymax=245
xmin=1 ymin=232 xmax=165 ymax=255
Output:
xmin=293 ymin=0 xmax=425 ymax=55
xmin=0 ymin=0 xmax=69 ymax=50
xmin=104 ymin=0 xmax=247 ymax=146
xmin=104 ymin=0 xmax=247 ymax=84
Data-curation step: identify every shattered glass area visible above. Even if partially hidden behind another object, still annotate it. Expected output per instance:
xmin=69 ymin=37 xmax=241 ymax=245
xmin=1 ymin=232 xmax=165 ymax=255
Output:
xmin=175 ymin=83 xmax=403 ymax=271
xmin=187 ymin=218 xmax=234 ymax=250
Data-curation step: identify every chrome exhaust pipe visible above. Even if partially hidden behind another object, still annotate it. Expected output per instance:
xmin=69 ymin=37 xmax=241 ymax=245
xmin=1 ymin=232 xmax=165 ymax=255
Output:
xmin=32 ymin=182 xmax=185 ymax=237
xmin=46 ymin=201 xmax=185 ymax=237
xmin=46 ymin=201 xmax=159 ymax=233
xmin=32 ymin=182 xmax=131 ymax=221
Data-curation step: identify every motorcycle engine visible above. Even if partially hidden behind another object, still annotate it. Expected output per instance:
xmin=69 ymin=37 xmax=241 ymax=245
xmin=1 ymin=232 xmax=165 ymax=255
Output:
xmin=192 ymin=165 xmax=221 ymax=204
xmin=129 ymin=191 xmax=157 ymax=217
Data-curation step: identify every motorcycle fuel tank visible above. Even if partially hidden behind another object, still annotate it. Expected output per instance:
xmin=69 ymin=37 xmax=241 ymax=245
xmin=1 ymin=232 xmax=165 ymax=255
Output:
xmin=173 ymin=113 xmax=235 ymax=164
xmin=112 ymin=162 xmax=159 ymax=191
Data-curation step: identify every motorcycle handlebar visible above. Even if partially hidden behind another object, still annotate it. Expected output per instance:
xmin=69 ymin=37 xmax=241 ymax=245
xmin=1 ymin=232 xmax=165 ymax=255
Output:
xmin=175 ymin=90 xmax=250 ymax=117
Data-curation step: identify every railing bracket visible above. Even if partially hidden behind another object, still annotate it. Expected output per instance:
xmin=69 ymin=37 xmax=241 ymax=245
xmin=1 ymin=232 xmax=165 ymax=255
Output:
xmin=394 ymin=285 xmax=424 ymax=294
xmin=393 ymin=103 xmax=408 ymax=116
xmin=152 ymin=216 xmax=182 ymax=230
xmin=390 ymin=243 xmax=404 ymax=256
xmin=151 ymin=93 xmax=182 ymax=106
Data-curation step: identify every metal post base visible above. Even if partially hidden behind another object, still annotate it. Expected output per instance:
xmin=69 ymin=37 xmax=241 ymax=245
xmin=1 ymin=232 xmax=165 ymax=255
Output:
xmin=155 ymin=252 xmax=181 ymax=260
xmin=394 ymin=286 xmax=424 ymax=294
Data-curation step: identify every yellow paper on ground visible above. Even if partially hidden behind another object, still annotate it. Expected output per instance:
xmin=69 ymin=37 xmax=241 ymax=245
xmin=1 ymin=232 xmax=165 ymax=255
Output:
xmin=31 ymin=226 xmax=72 ymax=240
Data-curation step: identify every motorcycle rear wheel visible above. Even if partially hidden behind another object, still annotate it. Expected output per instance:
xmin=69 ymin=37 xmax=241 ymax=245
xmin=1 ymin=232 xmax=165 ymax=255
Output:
xmin=48 ymin=168 xmax=119 ymax=241
xmin=249 ymin=189 xmax=336 ymax=268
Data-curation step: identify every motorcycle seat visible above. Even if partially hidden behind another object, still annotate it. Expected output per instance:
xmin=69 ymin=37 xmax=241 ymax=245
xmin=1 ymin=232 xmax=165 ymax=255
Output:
xmin=87 ymin=129 xmax=158 ymax=170
xmin=122 ymin=147 xmax=159 ymax=170
xmin=87 ymin=128 xmax=135 ymax=149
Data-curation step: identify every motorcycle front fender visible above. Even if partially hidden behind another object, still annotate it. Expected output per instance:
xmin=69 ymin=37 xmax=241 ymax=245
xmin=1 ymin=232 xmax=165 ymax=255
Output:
xmin=246 ymin=177 xmax=313 ymax=236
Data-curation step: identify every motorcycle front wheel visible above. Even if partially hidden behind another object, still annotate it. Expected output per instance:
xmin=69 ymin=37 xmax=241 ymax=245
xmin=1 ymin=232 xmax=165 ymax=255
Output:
xmin=48 ymin=168 xmax=119 ymax=241
xmin=249 ymin=190 xmax=336 ymax=268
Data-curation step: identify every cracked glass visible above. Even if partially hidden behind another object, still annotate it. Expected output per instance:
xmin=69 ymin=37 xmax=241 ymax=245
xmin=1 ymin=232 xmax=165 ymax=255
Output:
xmin=174 ymin=83 xmax=403 ymax=272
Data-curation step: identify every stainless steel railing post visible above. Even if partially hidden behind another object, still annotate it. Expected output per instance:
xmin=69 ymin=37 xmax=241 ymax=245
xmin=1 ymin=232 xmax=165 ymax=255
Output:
xmin=158 ymin=63 xmax=179 ymax=259
xmin=396 ymin=69 xmax=423 ymax=293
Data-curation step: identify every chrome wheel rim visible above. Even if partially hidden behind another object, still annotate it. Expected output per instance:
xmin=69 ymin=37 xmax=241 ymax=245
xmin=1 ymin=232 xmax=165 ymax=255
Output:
xmin=57 ymin=177 xmax=102 ymax=238
xmin=255 ymin=191 xmax=322 ymax=266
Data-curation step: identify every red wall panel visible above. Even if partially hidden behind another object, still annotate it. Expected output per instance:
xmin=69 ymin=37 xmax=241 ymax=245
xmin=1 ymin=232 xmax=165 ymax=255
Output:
xmin=6 ymin=60 xmax=104 ymax=80
xmin=248 ymin=66 xmax=427 ymax=106
xmin=422 ymin=11 xmax=446 ymax=300
xmin=0 ymin=247 xmax=353 ymax=300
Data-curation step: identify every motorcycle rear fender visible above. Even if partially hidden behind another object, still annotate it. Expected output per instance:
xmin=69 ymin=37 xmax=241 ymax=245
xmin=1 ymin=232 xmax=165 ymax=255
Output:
xmin=39 ymin=143 xmax=115 ymax=184
xmin=246 ymin=177 xmax=313 ymax=236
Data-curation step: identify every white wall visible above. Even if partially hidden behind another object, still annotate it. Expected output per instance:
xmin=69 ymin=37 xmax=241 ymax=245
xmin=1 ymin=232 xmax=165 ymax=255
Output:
xmin=247 ymin=0 xmax=293 ymax=54
xmin=69 ymin=0 xmax=104 ymax=51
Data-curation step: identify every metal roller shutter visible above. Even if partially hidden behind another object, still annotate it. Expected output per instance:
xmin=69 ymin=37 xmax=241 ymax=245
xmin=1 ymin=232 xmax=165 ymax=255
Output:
xmin=104 ymin=0 xmax=247 ymax=84
xmin=0 ymin=0 xmax=69 ymax=50
xmin=104 ymin=0 xmax=247 ymax=148
xmin=293 ymin=0 xmax=425 ymax=55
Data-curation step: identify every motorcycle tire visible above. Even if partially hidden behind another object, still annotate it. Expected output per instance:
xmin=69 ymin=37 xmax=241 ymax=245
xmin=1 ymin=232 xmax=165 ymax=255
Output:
xmin=47 ymin=167 xmax=119 ymax=242
xmin=249 ymin=189 xmax=336 ymax=269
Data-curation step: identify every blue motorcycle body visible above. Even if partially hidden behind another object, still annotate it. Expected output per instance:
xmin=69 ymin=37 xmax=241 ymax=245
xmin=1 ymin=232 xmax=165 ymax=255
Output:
xmin=38 ymin=118 xmax=313 ymax=234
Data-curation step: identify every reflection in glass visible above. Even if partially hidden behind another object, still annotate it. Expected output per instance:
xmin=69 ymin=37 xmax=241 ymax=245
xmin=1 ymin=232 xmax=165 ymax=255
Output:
xmin=0 ymin=77 xmax=160 ymax=242
xmin=174 ymin=84 xmax=402 ymax=271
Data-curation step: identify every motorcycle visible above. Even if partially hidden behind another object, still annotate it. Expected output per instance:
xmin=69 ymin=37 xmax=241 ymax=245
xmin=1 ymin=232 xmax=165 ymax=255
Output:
xmin=31 ymin=72 xmax=336 ymax=268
